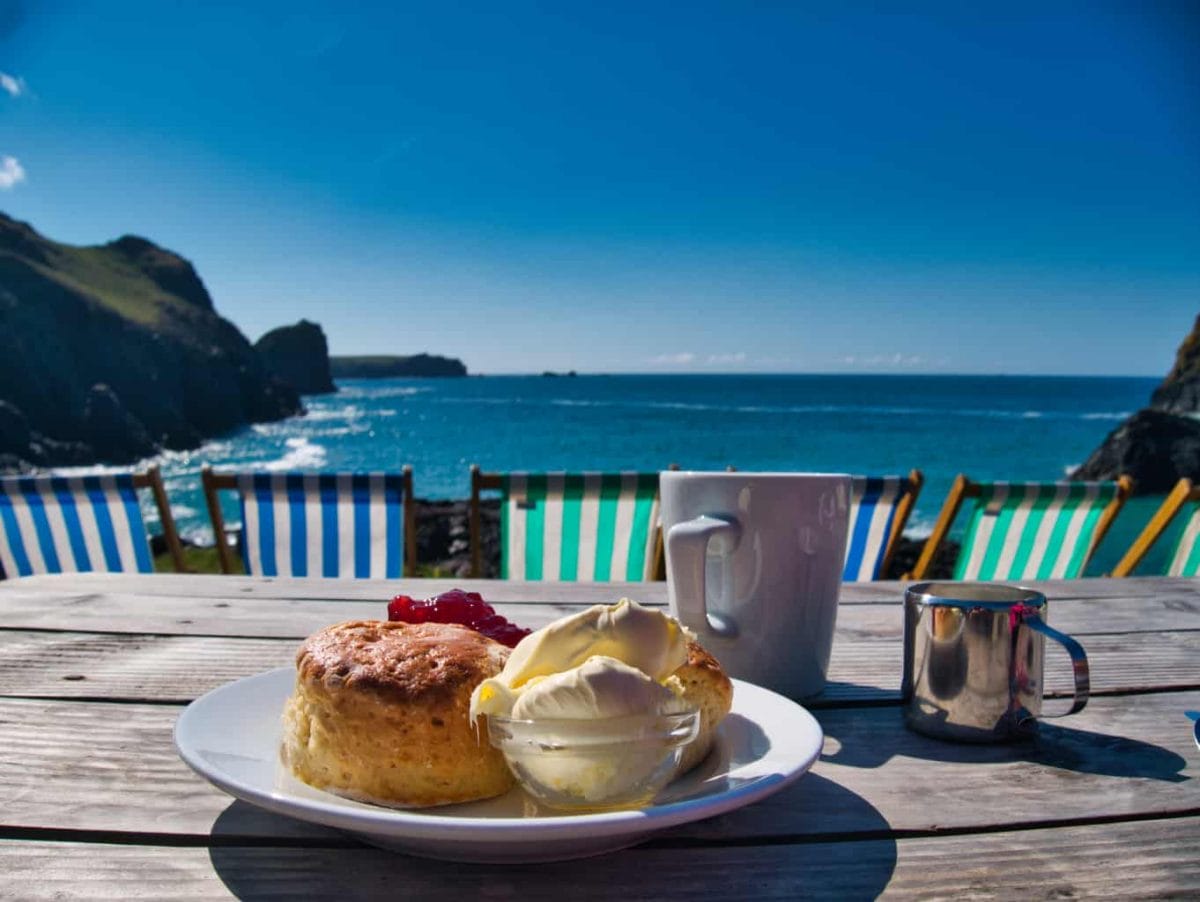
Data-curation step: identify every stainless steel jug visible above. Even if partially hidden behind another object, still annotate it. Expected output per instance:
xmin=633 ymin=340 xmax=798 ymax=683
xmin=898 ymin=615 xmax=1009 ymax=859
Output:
xmin=902 ymin=582 xmax=1090 ymax=742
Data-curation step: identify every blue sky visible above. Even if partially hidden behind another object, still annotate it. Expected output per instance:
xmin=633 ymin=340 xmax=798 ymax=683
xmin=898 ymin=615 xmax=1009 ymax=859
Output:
xmin=1 ymin=2 xmax=1197 ymax=375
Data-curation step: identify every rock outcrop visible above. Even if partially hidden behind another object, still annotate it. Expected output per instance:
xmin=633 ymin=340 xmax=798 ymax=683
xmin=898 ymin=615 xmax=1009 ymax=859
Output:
xmin=1071 ymin=315 xmax=1200 ymax=492
xmin=330 ymin=354 xmax=467 ymax=378
xmin=255 ymin=320 xmax=336 ymax=395
xmin=0 ymin=212 xmax=302 ymax=469
xmin=1150 ymin=313 xmax=1200 ymax=414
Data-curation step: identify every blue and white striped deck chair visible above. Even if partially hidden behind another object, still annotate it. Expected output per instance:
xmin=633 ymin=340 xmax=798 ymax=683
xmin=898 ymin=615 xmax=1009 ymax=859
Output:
xmin=843 ymin=470 xmax=924 ymax=581
xmin=202 ymin=466 xmax=416 ymax=578
xmin=0 ymin=467 xmax=185 ymax=578
xmin=469 ymin=467 xmax=665 ymax=581
xmin=1112 ymin=478 xmax=1200 ymax=577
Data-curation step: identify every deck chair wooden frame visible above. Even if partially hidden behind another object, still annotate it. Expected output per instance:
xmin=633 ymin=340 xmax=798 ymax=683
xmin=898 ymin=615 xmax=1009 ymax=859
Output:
xmin=872 ymin=468 xmax=924 ymax=580
xmin=469 ymin=464 xmax=675 ymax=580
xmin=0 ymin=465 xmax=185 ymax=577
xmin=1111 ymin=478 xmax=1198 ymax=577
xmin=202 ymin=466 xmax=416 ymax=577
xmin=909 ymin=473 xmax=1133 ymax=581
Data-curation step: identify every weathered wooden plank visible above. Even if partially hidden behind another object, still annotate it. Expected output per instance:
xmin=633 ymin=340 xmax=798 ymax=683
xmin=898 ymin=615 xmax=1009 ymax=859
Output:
xmin=0 ymin=573 xmax=670 ymax=604
xmin=4 ymin=570 xmax=1197 ymax=607
xmin=1 ymin=817 xmax=1197 ymax=899
xmin=1 ymin=578 xmax=1197 ymax=639
xmin=2 ymin=626 xmax=1197 ymax=704
xmin=0 ymin=691 xmax=1195 ymax=841
xmin=0 ymin=593 xmax=587 ymax=639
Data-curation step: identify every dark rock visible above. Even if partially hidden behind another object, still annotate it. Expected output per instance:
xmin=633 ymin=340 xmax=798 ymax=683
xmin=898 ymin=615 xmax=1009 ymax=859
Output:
xmin=0 ymin=399 xmax=31 ymax=455
xmin=255 ymin=320 xmax=336 ymax=395
xmin=331 ymin=354 xmax=468 ymax=378
xmin=105 ymin=234 xmax=215 ymax=311
xmin=1070 ymin=408 xmax=1200 ymax=493
xmin=149 ymin=531 xmax=197 ymax=556
xmin=0 ymin=211 xmax=302 ymax=466
xmin=413 ymin=498 xmax=500 ymax=577
xmin=1150 ymin=313 xmax=1200 ymax=414
xmin=82 ymin=383 xmax=155 ymax=461
xmin=884 ymin=535 xmax=960 ymax=581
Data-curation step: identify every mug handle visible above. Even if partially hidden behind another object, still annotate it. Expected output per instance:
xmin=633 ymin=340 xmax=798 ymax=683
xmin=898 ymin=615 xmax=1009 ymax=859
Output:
xmin=1023 ymin=613 xmax=1090 ymax=716
xmin=666 ymin=515 xmax=741 ymax=638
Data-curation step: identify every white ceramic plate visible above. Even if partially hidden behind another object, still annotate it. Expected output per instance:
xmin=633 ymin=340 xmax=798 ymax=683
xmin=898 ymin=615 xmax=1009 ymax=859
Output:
xmin=175 ymin=668 xmax=822 ymax=862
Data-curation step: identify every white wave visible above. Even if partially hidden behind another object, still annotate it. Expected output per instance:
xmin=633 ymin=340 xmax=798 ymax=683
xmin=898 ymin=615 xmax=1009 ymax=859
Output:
xmin=181 ymin=525 xmax=215 ymax=546
xmin=301 ymin=405 xmax=364 ymax=422
xmin=1080 ymin=412 xmax=1131 ymax=421
xmin=551 ymin=399 xmax=615 ymax=408
xmin=44 ymin=463 xmax=133 ymax=476
xmin=338 ymin=385 xmax=431 ymax=400
xmin=902 ymin=514 xmax=937 ymax=540
xmin=1021 ymin=411 xmax=1042 ymax=419
xmin=263 ymin=437 xmax=327 ymax=471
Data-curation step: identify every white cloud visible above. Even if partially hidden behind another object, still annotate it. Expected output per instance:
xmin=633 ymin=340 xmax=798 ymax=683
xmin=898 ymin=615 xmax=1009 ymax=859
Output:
xmin=707 ymin=352 xmax=746 ymax=365
xmin=0 ymin=72 xmax=25 ymax=97
xmin=0 ymin=156 xmax=26 ymax=189
xmin=839 ymin=353 xmax=926 ymax=368
xmin=650 ymin=352 xmax=697 ymax=365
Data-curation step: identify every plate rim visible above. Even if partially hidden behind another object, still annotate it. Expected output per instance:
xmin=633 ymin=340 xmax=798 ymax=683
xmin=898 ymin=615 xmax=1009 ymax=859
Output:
xmin=175 ymin=667 xmax=822 ymax=844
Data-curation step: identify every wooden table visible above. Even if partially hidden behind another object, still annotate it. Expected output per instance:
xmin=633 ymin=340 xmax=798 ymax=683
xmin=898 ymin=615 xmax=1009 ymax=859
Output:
xmin=1 ymin=573 xmax=1198 ymax=898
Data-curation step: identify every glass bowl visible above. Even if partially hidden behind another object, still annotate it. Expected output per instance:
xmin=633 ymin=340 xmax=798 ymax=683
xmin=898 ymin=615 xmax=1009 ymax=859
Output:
xmin=486 ymin=709 xmax=700 ymax=811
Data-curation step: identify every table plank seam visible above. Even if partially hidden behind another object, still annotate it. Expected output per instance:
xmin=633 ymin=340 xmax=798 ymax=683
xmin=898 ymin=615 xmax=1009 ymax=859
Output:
xmin=4 ymin=809 xmax=1198 ymax=853
xmin=9 ymin=679 xmax=1200 ymax=709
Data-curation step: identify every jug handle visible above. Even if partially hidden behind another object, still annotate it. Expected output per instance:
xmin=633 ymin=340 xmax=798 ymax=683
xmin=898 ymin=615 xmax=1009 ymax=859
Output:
xmin=666 ymin=515 xmax=741 ymax=638
xmin=1023 ymin=613 xmax=1090 ymax=716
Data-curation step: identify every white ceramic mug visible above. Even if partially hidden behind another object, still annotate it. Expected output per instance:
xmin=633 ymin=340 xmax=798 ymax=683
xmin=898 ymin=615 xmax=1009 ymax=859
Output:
xmin=660 ymin=471 xmax=851 ymax=698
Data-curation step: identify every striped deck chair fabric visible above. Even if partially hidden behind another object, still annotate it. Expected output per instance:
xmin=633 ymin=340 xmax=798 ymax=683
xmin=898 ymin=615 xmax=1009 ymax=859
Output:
xmin=212 ymin=471 xmax=412 ymax=578
xmin=496 ymin=472 xmax=662 ymax=581
xmin=1111 ymin=479 xmax=1200 ymax=577
xmin=0 ymin=474 xmax=155 ymax=577
xmin=1163 ymin=503 xmax=1200 ymax=576
xmin=952 ymin=480 xmax=1127 ymax=580
xmin=843 ymin=473 xmax=921 ymax=581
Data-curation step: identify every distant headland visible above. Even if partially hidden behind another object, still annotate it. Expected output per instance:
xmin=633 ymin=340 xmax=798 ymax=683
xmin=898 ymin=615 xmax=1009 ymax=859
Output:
xmin=331 ymin=354 xmax=467 ymax=378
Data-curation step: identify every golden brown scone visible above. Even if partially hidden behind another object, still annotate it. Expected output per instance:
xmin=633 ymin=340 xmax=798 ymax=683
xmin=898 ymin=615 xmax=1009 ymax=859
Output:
xmin=281 ymin=620 xmax=515 ymax=807
xmin=673 ymin=640 xmax=733 ymax=776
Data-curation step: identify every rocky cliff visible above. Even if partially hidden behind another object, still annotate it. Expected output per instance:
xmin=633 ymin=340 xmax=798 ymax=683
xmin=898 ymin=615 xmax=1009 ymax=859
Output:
xmin=255 ymin=320 xmax=336 ymax=395
xmin=331 ymin=354 xmax=467 ymax=378
xmin=0 ymin=212 xmax=301 ymax=469
xmin=1072 ymin=314 xmax=1200 ymax=491
xmin=1150 ymin=313 xmax=1200 ymax=414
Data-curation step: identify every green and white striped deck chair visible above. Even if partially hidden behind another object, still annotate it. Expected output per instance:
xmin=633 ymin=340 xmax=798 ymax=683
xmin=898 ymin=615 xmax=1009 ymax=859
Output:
xmin=911 ymin=474 xmax=1133 ymax=581
xmin=469 ymin=467 xmax=665 ymax=581
xmin=0 ymin=467 xmax=185 ymax=578
xmin=1112 ymin=478 xmax=1200 ymax=577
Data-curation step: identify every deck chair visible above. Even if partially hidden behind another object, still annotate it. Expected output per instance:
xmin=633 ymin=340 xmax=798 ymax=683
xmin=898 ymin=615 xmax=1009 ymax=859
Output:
xmin=844 ymin=470 xmax=924 ymax=581
xmin=0 ymin=466 xmax=184 ymax=578
xmin=909 ymin=474 xmax=1133 ymax=581
xmin=470 ymin=466 xmax=666 ymax=581
xmin=202 ymin=466 xmax=416 ymax=577
xmin=1111 ymin=478 xmax=1200 ymax=577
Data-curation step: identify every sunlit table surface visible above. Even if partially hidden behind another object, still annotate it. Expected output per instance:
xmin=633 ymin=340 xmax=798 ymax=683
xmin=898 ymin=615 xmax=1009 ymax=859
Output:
xmin=0 ymin=573 xmax=1198 ymax=899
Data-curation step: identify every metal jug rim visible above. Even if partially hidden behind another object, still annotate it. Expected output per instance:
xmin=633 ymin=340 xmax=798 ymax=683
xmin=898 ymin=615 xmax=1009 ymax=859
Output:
xmin=905 ymin=581 xmax=1046 ymax=611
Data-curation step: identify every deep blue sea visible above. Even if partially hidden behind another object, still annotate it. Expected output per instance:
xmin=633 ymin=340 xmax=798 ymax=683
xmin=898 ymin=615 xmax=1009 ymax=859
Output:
xmin=132 ymin=373 xmax=1164 ymax=575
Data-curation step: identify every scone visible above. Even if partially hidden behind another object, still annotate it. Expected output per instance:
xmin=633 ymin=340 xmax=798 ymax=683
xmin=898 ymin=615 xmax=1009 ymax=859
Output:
xmin=281 ymin=620 xmax=515 ymax=807
xmin=673 ymin=640 xmax=734 ymax=776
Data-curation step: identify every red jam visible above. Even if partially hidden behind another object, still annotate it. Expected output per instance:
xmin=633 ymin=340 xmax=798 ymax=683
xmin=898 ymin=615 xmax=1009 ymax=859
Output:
xmin=387 ymin=589 xmax=532 ymax=647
